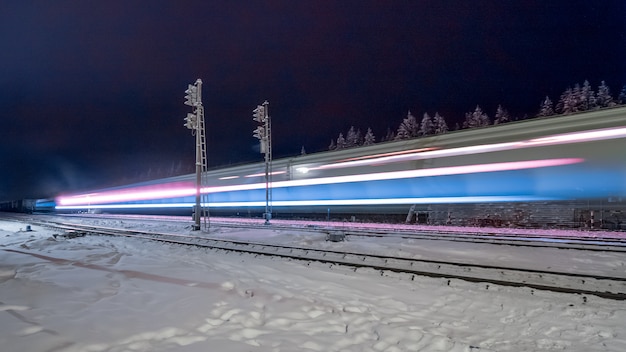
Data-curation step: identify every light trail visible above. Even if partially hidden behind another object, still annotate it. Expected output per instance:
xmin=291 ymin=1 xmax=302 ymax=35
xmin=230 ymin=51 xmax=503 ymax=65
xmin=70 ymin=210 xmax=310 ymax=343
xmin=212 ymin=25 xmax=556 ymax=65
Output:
xmin=56 ymin=158 xmax=582 ymax=208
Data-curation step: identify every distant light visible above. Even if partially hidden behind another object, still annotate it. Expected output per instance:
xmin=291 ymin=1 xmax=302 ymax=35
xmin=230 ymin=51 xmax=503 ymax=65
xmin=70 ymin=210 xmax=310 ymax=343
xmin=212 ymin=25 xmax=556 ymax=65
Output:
xmin=218 ymin=176 xmax=240 ymax=180
xmin=296 ymin=167 xmax=309 ymax=174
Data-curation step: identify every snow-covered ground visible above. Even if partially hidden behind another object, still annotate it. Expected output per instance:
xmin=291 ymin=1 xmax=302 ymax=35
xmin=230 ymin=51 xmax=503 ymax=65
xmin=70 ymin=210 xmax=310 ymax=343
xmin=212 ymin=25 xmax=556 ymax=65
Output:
xmin=1 ymin=217 xmax=625 ymax=351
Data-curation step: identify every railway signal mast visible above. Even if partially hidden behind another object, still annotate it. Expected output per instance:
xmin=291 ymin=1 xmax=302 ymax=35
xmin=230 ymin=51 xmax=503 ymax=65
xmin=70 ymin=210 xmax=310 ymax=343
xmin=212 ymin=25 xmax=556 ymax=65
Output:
xmin=183 ymin=79 xmax=209 ymax=231
xmin=253 ymin=101 xmax=272 ymax=224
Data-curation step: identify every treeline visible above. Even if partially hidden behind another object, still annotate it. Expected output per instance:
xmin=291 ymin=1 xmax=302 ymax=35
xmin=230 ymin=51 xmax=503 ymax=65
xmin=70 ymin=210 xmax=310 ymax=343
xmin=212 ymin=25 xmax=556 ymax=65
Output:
xmin=326 ymin=80 xmax=626 ymax=151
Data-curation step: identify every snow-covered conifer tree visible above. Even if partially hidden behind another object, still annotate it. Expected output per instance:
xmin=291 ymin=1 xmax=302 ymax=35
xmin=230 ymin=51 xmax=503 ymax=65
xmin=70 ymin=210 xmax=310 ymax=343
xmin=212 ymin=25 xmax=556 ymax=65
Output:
xmin=537 ymin=96 xmax=555 ymax=117
xmin=480 ymin=107 xmax=491 ymax=126
xmin=419 ymin=112 xmax=435 ymax=136
xmin=395 ymin=110 xmax=419 ymax=140
xmin=395 ymin=123 xmax=410 ymax=140
xmin=493 ymin=105 xmax=510 ymax=125
xmin=579 ymin=80 xmax=596 ymax=111
xmin=618 ymin=85 xmax=626 ymax=105
xmin=300 ymin=146 xmax=306 ymax=155
xmin=328 ymin=139 xmax=336 ymax=150
xmin=345 ymin=126 xmax=359 ymax=148
xmin=463 ymin=105 xmax=490 ymax=128
xmin=571 ymin=83 xmax=583 ymax=112
xmin=596 ymin=81 xmax=614 ymax=108
xmin=433 ymin=112 xmax=448 ymax=134
xmin=363 ymin=127 xmax=376 ymax=145
xmin=405 ymin=111 xmax=419 ymax=137
xmin=336 ymin=133 xmax=346 ymax=149
xmin=556 ymin=87 xmax=578 ymax=114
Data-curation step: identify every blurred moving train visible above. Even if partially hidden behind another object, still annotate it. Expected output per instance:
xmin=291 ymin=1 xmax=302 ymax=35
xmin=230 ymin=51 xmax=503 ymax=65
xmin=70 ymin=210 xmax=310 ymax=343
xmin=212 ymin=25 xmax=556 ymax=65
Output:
xmin=35 ymin=107 xmax=626 ymax=227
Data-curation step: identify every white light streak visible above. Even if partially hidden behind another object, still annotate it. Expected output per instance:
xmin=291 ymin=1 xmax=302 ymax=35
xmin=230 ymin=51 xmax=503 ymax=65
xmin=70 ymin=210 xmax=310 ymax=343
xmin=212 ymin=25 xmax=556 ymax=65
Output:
xmin=204 ymin=158 xmax=582 ymax=194
xmin=56 ymin=195 xmax=559 ymax=210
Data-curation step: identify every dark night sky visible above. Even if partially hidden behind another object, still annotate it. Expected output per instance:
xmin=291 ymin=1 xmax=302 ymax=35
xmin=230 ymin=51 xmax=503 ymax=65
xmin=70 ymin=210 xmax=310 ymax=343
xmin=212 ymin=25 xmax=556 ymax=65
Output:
xmin=1 ymin=1 xmax=625 ymax=200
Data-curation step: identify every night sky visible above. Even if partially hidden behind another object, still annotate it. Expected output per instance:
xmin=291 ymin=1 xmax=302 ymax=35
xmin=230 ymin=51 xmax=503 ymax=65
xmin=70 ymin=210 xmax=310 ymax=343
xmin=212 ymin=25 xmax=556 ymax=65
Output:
xmin=1 ymin=1 xmax=625 ymax=201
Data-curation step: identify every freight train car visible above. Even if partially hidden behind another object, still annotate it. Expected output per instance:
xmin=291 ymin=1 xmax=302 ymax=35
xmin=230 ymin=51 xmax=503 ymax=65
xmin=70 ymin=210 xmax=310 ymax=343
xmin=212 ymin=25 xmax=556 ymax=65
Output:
xmin=52 ymin=107 xmax=626 ymax=226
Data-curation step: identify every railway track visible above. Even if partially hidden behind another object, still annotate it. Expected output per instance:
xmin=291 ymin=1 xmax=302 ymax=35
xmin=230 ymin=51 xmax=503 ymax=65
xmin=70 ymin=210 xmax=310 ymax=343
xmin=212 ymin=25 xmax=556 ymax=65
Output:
xmin=9 ymin=215 xmax=626 ymax=301
xmin=51 ymin=213 xmax=626 ymax=253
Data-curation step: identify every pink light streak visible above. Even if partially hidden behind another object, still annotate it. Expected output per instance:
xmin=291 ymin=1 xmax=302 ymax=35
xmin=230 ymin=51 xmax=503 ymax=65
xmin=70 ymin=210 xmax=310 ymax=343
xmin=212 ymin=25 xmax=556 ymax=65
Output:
xmin=57 ymin=183 xmax=195 ymax=206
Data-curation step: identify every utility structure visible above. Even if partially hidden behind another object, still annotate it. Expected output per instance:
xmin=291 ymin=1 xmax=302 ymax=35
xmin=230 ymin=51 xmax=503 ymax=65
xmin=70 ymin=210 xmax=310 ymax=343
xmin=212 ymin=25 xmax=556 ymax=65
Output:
xmin=252 ymin=101 xmax=272 ymax=224
xmin=183 ymin=79 xmax=209 ymax=231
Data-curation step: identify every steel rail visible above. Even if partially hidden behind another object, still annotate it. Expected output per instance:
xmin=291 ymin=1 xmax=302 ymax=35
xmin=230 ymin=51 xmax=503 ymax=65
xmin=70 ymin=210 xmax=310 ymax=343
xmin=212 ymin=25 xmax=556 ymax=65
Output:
xmin=48 ymin=213 xmax=626 ymax=252
xmin=18 ymin=218 xmax=626 ymax=301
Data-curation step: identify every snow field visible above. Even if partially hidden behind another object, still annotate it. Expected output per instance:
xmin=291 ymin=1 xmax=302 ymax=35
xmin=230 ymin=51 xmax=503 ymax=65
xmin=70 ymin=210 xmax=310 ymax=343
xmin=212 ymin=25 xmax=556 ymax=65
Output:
xmin=0 ymin=219 xmax=625 ymax=351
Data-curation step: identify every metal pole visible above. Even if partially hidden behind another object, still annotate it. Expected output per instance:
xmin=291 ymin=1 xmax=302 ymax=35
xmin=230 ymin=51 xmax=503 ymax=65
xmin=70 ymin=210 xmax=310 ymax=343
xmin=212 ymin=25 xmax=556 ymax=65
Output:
xmin=263 ymin=100 xmax=271 ymax=224
xmin=194 ymin=129 xmax=201 ymax=230
xmin=267 ymin=103 xmax=272 ymax=219
xmin=193 ymin=79 xmax=202 ymax=231
xmin=264 ymin=148 xmax=269 ymax=223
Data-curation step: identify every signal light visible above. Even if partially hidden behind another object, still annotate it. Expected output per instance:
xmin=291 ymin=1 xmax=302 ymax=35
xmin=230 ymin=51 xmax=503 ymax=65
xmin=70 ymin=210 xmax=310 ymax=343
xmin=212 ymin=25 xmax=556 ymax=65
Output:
xmin=184 ymin=113 xmax=196 ymax=129
xmin=184 ymin=84 xmax=198 ymax=106
xmin=253 ymin=126 xmax=265 ymax=140
xmin=253 ymin=105 xmax=265 ymax=123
